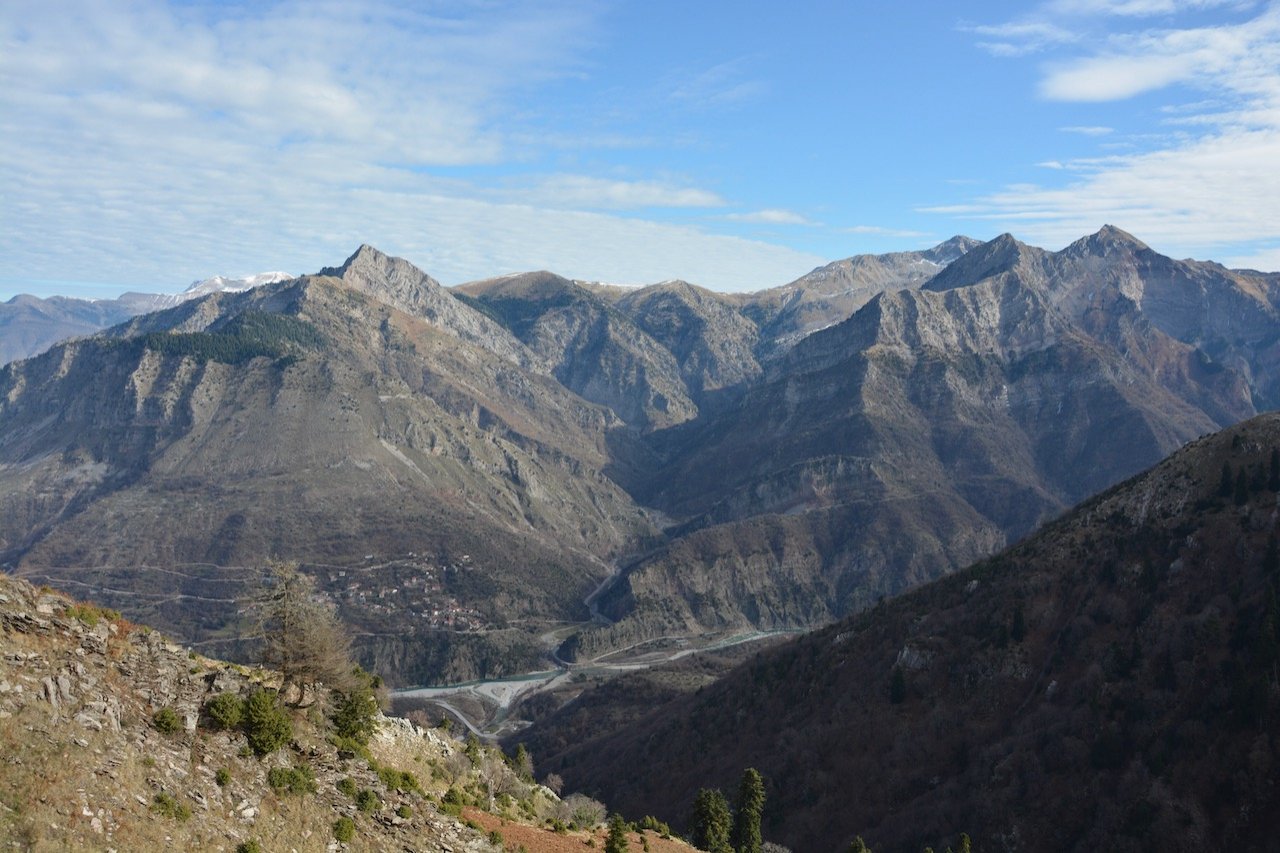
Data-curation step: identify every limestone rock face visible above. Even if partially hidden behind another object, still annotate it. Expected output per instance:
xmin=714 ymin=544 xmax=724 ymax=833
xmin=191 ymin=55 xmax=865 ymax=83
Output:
xmin=457 ymin=271 xmax=697 ymax=430
xmin=582 ymin=228 xmax=1280 ymax=651
xmin=3 ymin=230 xmax=1280 ymax=683
xmin=0 ymin=257 xmax=657 ymax=684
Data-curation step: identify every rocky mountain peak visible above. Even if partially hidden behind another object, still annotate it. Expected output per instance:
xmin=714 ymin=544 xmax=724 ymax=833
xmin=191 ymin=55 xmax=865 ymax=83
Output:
xmin=922 ymin=232 xmax=1038 ymax=293
xmin=1062 ymin=224 xmax=1149 ymax=258
xmin=319 ymin=244 xmax=445 ymax=306
xmin=920 ymin=235 xmax=983 ymax=265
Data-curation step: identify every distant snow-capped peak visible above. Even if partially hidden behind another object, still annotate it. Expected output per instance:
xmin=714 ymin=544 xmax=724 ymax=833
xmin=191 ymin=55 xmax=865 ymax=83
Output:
xmin=181 ymin=271 xmax=293 ymax=298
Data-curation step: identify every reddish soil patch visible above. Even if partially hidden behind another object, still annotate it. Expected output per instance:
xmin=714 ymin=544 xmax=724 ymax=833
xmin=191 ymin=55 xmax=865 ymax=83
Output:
xmin=462 ymin=808 xmax=693 ymax=853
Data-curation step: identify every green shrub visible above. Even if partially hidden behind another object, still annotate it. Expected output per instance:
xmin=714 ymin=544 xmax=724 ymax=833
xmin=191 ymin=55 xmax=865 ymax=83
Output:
xmin=235 ymin=842 xmax=261 ymax=853
xmin=639 ymin=815 xmax=671 ymax=835
xmin=333 ymin=816 xmax=356 ymax=843
xmin=330 ymin=669 xmax=382 ymax=744
xmin=397 ymin=804 xmax=412 ymax=819
xmin=267 ymin=765 xmax=316 ymax=795
xmin=243 ymin=690 xmax=292 ymax=756
xmin=152 ymin=706 xmax=182 ymax=735
xmin=355 ymin=788 xmax=380 ymax=813
xmin=150 ymin=791 xmax=191 ymax=821
xmin=330 ymin=734 xmax=371 ymax=761
xmin=65 ymin=603 xmax=119 ymax=627
xmin=376 ymin=766 xmax=421 ymax=794
xmin=205 ymin=692 xmax=245 ymax=730
xmin=336 ymin=776 xmax=358 ymax=798
xmin=440 ymin=786 xmax=466 ymax=815
xmin=215 ymin=767 xmax=231 ymax=787
xmin=488 ymin=829 xmax=504 ymax=845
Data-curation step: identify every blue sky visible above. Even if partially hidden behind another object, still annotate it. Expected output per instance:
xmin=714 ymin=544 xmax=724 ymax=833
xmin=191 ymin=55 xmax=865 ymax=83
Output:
xmin=3 ymin=0 xmax=1279 ymax=298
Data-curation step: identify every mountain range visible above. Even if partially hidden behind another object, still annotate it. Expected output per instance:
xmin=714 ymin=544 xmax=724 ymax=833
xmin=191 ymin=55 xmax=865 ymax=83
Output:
xmin=0 ymin=272 xmax=291 ymax=366
xmin=2 ymin=228 xmax=1278 ymax=687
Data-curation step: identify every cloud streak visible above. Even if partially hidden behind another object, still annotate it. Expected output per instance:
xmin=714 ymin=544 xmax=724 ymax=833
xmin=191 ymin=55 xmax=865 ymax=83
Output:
xmin=0 ymin=1 xmax=820 ymax=294
xmin=942 ymin=2 xmax=1280 ymax=262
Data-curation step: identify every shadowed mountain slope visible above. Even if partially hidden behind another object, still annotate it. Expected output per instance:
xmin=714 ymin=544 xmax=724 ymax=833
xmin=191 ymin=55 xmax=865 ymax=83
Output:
xmin=526 ymin=413 xmax=1280 ymax=852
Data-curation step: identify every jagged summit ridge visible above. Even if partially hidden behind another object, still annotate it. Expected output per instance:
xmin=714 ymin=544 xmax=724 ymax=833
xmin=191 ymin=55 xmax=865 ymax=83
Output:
xmin=1062 ymin=223 xmax=1150 ymax=257
xmin=318 ymin=244 xmax=532 ymax=367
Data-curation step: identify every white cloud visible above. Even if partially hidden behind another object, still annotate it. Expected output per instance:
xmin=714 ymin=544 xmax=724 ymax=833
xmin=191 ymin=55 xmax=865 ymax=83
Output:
xmin=1060 ymin=125 xmax=1115 ymax=134
xmin=1223 ymin=246 xmax=1280 ymax=271
xmin=515 ymin=175 xmax=726 ymax=210
xmin=724 ymin=209 xmax=815 ymax=225
xmin=668 ymin=58 xmax=768 ymax=108
xmin=844 ymin=225 xmax=930 ymax=238
xmin=941 ymin=2 xmax=1280 ymax=264
xmin=1047 ymin=0 xmax=1253 ymax=17
xmin=966 ymin=20 xmax=1079 ymax=56
xmin=1038 ymin=11 xmax=1280 ymax=101
xmin=0 ymin=1 xmax=820 ymax=294
xmin=927 ymin=126 xmax=1280 ymax=252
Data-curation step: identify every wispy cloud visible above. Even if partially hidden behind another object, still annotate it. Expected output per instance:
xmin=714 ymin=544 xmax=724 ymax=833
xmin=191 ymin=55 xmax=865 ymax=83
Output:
xmin=1038 ymin=10 xmax=1280 ymax=101
xmin=1060 ymin=125 xmax=1115 ymax=135
xmin=515 ymin=175 xmax=727 ymax=210
xmin=668 ymin=58 xmax=768 ymax=108
xmin=943 ymin=2 xmax=1280 ymax=262
xmin=1046 ymin=0 xmax=1253 ymax=17
xmin=1223 ymin=245 xmax=1280 ymax=270
xmin=964 ymin=20 xmax=1079 ymax=56
xmin=724 ymin=209 xmax=815 ymax=225
xmin=844 ymin=225 xmax=930 ymax=238
xmin=0 ymin=1 xmax=820 ymax=293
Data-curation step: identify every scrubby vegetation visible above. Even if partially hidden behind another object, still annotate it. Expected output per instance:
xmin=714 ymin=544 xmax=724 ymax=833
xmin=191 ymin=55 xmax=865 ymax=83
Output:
xmin=266 ymin=765 xmax=317 ymax=795
xmin=151 ymin=705 xmax=182 ymax=735
xmin=241 ymin=689 xmax=293 ymax=755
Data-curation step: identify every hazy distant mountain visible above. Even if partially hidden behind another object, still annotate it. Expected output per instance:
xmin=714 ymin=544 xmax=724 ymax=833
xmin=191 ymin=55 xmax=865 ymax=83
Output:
xmin=0 ymin=271 xmax=291 ymax=365
xmin=525 ymin=413 xmax=1280 ymax=851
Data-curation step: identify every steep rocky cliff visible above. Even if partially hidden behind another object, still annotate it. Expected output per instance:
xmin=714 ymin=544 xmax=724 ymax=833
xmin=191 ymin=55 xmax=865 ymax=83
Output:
xmin=579 ymin=228 xmax=1278 ymax=655
xmin=0 ymin=255 xmax=659 ymax=683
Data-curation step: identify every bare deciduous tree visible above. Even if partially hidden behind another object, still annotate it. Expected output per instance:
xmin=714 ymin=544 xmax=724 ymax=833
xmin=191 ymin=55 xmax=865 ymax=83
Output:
xmin=250 ymin=558 xmax=357 ymax=706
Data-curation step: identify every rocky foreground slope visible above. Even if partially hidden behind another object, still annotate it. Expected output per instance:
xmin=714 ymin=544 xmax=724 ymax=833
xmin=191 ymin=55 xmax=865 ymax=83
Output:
xmin=0 ymin=572 xmax=691 ymax=852
xmin=523 ymin=413 xmax=1280 ymax=852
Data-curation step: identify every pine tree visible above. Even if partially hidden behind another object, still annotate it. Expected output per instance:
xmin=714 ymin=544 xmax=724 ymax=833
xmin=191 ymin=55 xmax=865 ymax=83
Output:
xmin=1220 ymin=461 xmax=1235 ymax=498
xmin=690 ymin=789 xmax=732 ymax=853
xmin=605 ymin=813 xmax=629 ymax=853
xmin=1235 ymin=468 xmax=1250 ymax=505
xmin=1010 ymin=604 xmax=1027 ymax=642
xmin=957 ymin=833 xmax=972 ymax=853
xmin=848 ymin=836 xmax=871 ymax=853
xmin=731 ymin=769 xmax=765 ymax=853
xmin=890 ymin=667 xmax=906 ymax=704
